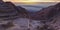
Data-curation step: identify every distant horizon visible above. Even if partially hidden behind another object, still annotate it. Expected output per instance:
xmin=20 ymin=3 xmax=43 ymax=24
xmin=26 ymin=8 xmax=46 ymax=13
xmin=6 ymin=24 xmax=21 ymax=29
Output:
xmin=13 ymin=2 xmax=58 ymax=5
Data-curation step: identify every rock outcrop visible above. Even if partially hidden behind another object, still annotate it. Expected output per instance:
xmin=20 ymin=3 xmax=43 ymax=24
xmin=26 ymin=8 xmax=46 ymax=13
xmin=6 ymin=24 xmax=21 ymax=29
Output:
xmin=0 ymin=0 xmax=28 ymax=30
xmin=0 ymin=1 xmax=28 ymax=20
xmin=0 ymin=2 xmax=19 ymax=20
xmin=46 ymin=3 xmax=60 ymax=30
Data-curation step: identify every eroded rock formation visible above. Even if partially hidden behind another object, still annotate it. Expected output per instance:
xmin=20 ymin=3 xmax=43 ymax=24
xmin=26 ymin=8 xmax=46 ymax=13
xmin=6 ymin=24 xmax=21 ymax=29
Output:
xmin=0 ymin=0 xmax=28 ymax=30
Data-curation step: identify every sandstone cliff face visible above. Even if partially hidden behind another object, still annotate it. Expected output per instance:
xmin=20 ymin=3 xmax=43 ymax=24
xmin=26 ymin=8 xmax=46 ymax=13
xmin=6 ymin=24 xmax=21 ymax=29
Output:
xmin=0 ymin=1 xmax=29 ymax=30
xmin=0 ymin=2 xmax=19 ymax=20
xmin=0 ymin=1 xmax=28 ymax=20
xmin=45 ymin=3 xmax=60 ymax=30
xmin=0 ymin=0 xmax=19 ymax=30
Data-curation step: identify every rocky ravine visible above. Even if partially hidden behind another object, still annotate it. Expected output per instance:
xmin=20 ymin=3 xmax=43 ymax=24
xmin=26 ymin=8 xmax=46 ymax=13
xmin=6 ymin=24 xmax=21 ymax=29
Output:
xmin=12 ymin=3 xmax=60 ymax=30
xmin=0 ymin=0 xmax=40 ymax=30
xmin=0 ymin=0 xmax=60 ymax=30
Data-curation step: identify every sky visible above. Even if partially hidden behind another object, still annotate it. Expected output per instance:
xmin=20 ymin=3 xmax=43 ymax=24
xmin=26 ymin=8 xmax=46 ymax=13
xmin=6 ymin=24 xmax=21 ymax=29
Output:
xmin=3 ymin=0 xmax=60 ymax=2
